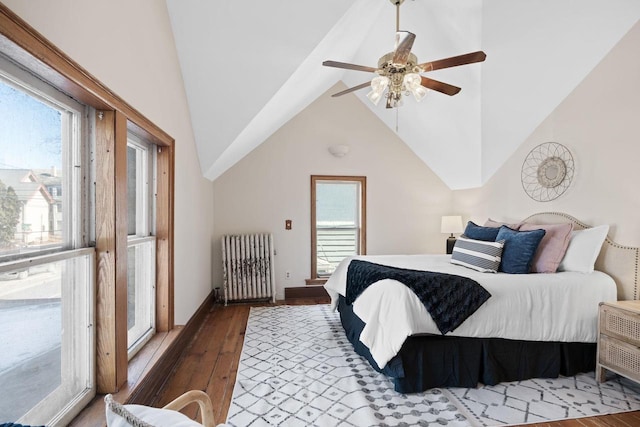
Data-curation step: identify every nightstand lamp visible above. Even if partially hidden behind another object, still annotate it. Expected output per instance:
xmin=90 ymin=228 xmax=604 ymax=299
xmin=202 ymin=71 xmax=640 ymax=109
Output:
xmin=441 ymin=215 xmax=463 ymax=255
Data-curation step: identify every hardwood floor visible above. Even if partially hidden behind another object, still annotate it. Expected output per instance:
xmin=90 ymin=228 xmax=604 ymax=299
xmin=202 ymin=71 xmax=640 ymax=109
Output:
xmin=148 ymin=300 xmax=640 ymax=426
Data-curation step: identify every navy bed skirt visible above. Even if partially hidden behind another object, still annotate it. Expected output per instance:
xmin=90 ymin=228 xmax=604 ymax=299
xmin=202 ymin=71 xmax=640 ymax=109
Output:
xmin=337 ymin=295 xmax=596 ymax=393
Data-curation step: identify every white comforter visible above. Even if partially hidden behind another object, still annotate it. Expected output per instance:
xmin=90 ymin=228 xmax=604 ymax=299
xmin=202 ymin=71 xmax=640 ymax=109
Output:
xmin=324 ymin=254 xmax=617 ymax=369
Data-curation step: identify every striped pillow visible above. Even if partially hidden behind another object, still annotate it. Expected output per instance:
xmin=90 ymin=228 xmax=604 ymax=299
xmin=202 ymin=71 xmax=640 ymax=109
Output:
xmin=451 ymin=235 xmax=505 ymax=273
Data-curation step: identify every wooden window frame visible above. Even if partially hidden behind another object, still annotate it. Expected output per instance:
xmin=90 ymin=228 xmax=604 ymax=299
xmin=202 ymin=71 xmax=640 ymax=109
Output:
xmin=0 ymin=4 xmax=174 ymax=393
xmin=307 ymin=175 xmax=366 ymax=285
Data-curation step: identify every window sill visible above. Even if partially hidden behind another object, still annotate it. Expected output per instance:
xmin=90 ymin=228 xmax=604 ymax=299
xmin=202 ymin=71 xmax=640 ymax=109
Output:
xmin=68 ymin=328 xmax=181 ymax=426
xmin=305 ymin=278 xmax=328 ymax=286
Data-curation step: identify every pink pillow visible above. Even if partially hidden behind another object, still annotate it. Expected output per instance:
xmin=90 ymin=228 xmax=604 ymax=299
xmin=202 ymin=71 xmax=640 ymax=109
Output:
xmin=484 ymin=218 xmax=523 ymax=230
xmin=519 ymin=223 xmax=573 ymax=273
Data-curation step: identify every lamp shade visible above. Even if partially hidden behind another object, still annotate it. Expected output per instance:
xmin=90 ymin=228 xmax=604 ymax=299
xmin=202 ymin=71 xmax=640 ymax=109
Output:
xmin=441 ymin=216 xmax=463 ymax=234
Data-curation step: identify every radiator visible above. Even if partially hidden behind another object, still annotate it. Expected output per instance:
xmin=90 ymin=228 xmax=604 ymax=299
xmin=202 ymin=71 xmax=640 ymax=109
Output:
xmin=221 ymin=233 xmax=276 ymax=304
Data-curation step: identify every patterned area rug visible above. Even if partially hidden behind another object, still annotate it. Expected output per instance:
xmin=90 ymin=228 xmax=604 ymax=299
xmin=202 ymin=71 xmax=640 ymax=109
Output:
xmin=226 ymin=305 xmax=640 ymax=426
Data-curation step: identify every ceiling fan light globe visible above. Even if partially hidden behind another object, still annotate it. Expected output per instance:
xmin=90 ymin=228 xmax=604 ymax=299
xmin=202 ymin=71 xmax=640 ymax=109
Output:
xmin=403 ymin=73 xmax=421 ymax=89
xmin=370 ymin=76 xmax=390 ymax=92
xmin=410 ymin=85 xmax=428 ymax=102
xmin=366 ymin=90 xmax=384 ymax=106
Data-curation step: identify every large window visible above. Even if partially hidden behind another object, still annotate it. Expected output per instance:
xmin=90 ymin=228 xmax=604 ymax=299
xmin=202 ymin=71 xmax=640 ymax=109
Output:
xmin=126 ymin=135 xmax=156 ymax=358
xmin=0 ymin=57 xmax=94 ymax=425
xmin=0 ymin=5 xmax=175 ymax=418
xmin=310 ymin=176 xmax=366 ymax=282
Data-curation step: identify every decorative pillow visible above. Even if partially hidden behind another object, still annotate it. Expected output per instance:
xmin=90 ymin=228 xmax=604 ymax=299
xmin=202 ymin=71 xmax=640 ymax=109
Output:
xmin=558 ymin=224 xmax=610 ymax=273
xmin=105 ymin=394 xmax=201 ymax=427
xmin=520 ymin=223 xmax=573 ymax=273
xmin=463 ymin=221 xmax=501 ymax=241
xmin=484 ymin=218 xmax=523 ymax=230
xmin=451 ymin=235 xmax=505 ymax=273
xmin=495 ymin=226 xmax=546 ymax=274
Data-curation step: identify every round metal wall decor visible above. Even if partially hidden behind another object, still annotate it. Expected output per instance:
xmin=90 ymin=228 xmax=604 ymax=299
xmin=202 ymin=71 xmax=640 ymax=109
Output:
xmin=521 ymin=142 xmax=574 ymax=202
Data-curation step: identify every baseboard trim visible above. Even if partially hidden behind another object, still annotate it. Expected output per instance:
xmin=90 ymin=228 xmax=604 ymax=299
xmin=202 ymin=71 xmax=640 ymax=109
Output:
xmin=285 ymin=286 xmax=329 ymax=300
xmin=126 ymin=289 xmax=214 ymax=405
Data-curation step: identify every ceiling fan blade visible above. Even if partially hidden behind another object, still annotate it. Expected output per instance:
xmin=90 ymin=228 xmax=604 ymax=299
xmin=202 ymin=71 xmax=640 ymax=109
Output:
xmin=331 ymin=82 xmax=371 ymax=97
xmin=392 ymin=31 xmax=416 ymax=65
xmin=418 ymin=51 xmax=486 ymax=72
xmin=420 ymin=76 xmax=461 ymax=96
xmin=322 ymin=60 xmax=378 ymax=73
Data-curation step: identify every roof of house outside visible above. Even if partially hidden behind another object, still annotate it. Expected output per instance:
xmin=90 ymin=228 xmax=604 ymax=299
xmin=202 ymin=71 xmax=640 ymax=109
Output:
xmin=0 ymin=168 xmax=55 ymax=203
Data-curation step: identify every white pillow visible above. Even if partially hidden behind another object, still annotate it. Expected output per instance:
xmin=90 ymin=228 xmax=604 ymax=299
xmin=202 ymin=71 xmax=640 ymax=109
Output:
xmin=105 ymin=394 xmax=201 ymax=427
xmin=557 ymin=224 xmax=609 ymax=273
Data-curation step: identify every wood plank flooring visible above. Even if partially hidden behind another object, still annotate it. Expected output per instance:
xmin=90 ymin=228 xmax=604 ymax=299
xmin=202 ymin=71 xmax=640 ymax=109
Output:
xmin=148 ymin=300 xmax=640 ymax=426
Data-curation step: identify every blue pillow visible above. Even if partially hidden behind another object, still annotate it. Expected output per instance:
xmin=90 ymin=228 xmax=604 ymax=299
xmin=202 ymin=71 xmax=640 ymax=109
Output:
xmin=464 ymin=221 xmax=501 ymax=241
xmin=496 ymin=226 xmax=546 ymax=274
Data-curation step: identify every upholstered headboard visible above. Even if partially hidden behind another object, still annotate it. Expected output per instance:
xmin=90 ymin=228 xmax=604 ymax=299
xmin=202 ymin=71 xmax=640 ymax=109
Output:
xmin=523 ymin=212 xmax=639 ymax=301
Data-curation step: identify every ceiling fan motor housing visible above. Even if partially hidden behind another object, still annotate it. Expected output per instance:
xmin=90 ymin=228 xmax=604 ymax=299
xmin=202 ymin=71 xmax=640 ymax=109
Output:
xmin=377 ymin=52 xmax=419 ymax=95
xmin=377 ymin=51 xmax=418 ymax=71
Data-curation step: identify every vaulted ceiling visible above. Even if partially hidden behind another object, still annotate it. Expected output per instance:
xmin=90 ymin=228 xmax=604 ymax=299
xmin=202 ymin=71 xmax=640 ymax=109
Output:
xmin=166 ymin=0 xmax=640 ymax=189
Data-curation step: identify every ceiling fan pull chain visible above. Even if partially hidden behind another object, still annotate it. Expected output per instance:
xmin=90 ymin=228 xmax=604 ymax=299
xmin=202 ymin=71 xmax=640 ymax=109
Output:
xmin=395 ymin=108 xmax=399 ymax=133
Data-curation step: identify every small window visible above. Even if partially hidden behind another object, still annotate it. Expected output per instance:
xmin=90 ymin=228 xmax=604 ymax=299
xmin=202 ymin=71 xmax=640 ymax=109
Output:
xmin=126 ymin=134 xmax=156 ymax=358
xmin=310 ymin=176 xmax=366 ymax=282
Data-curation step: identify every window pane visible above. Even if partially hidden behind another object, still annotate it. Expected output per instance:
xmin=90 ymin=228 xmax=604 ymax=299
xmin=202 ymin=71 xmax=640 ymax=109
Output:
xmin=127 ymin=238 xmax=155 ymax=356
xmin=127 ymin=146 xmax=137 ymax=236
xmin=0 ymin=278 xmax=60 ymax=422
xmin=0 ymin=79 xmax=64 ymax=259
xmin=0 ymin=252 xmax=94 ymax=425
xmin=315 ymin=181 xmax=361 ymax=277
xmin=316 ymin=182 xmax=358 ymax=225
xmin=127 ymin=246 xmax=136 ymax=330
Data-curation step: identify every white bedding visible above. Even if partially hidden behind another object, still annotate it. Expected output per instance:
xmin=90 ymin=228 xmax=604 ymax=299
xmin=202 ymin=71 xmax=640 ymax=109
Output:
xmin=324 ymin=254 xmax=617 ymax=369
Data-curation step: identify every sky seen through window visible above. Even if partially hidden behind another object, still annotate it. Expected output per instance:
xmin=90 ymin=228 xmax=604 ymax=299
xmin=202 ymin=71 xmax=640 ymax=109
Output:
xmin=0 ymin=80 xmax=61 ymax=171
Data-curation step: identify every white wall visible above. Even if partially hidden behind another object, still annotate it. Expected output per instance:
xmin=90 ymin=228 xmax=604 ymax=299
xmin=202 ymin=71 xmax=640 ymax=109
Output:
xmin=480 ymin=0 xmax=640 ymax=186
xmin=454 ymin=20 xmax=640 ymax=248
xmin=213 ymin=82 xmax=454 ymax=299
xmin=3 ymin=0 xmax=215 ymax=324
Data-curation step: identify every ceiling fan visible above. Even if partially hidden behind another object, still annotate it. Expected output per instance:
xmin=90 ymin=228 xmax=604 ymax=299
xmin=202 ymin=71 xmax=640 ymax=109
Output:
xmin=323 ymin=0 xmax=487 ymax=109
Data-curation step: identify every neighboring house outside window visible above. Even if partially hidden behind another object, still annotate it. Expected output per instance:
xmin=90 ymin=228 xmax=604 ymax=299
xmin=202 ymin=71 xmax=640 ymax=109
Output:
xmin=0 ymin=169 xmax=58 ymax=247
xmin=37 ymin=168 xmax=63 ymax=239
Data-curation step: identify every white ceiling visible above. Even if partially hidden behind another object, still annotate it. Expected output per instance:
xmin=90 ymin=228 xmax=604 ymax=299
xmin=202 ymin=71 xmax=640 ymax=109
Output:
xmin=166 ymin=0 xmax=640 ymax=189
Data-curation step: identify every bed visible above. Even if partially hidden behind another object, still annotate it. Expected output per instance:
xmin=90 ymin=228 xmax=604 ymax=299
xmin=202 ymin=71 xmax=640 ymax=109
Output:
xmin=324 ymin=212 xmax=640 ymax=393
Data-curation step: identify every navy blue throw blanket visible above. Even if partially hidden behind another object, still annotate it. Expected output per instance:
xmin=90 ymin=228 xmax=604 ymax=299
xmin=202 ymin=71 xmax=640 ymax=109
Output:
xmin=346 ymin=260 xmax=491 ymax=334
